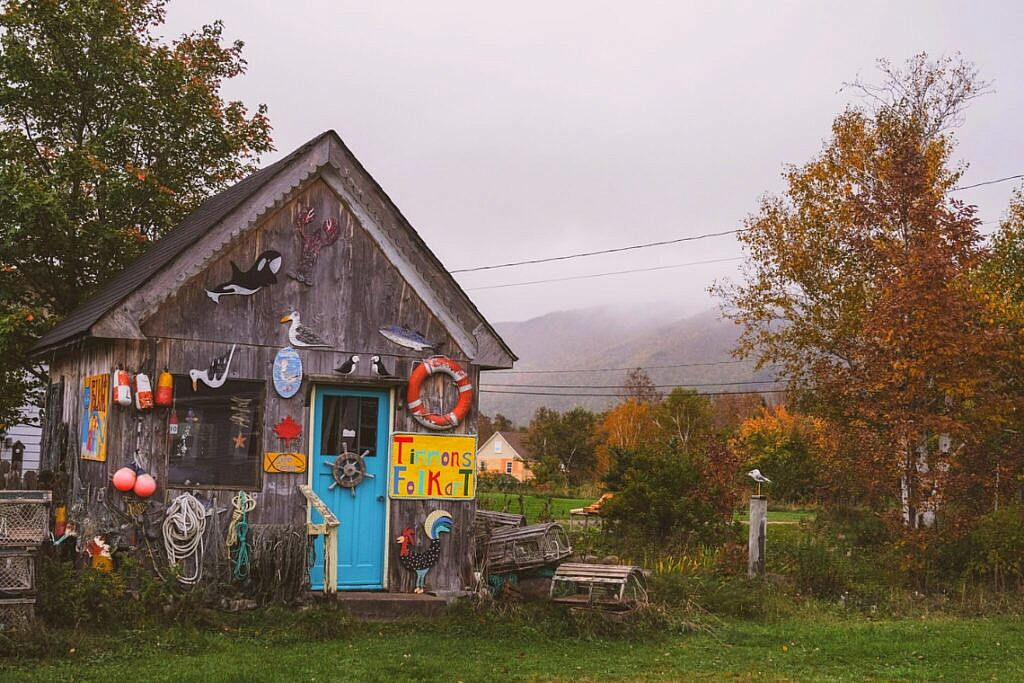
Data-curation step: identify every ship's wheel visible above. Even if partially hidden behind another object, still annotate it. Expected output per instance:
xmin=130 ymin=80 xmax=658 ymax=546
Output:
xmin=324 ymin=442 xmax=374 ymax=496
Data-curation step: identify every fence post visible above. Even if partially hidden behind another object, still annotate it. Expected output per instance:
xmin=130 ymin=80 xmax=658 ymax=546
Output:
xmin=748 ymin=495 xmax=767 ymax=578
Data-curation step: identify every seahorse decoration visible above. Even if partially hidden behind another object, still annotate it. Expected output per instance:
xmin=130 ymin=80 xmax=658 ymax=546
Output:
xmin=287 ymin=206 xmax=341 ymax=285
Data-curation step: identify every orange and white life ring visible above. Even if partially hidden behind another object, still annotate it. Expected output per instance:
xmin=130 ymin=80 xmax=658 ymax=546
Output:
xmin=406 ymin=356 xmax=473 ymax=430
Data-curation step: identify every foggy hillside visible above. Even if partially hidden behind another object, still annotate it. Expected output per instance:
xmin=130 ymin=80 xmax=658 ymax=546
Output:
xmin=478 ymin=306 xmax=777 ymax=425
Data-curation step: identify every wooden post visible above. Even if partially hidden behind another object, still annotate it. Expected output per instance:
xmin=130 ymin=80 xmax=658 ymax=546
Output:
xmin=748 ymin=495 xmax=767 ymax=578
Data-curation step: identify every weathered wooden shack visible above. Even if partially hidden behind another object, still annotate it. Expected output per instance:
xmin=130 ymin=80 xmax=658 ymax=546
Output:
xmin=31 ymin=130 xmax=515 ymax=595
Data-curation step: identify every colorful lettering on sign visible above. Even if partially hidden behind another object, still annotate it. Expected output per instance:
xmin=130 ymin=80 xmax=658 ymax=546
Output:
xmin=388 ymin=433 xmax=477 ymax=500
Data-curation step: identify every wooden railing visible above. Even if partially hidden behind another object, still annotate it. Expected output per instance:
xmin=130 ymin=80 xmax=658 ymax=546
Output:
xmin=297 ymin=484 xmax=339 ymax=594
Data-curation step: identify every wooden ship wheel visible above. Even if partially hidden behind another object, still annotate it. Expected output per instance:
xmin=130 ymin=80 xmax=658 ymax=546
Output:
xmin=323 ymin=442 xmax=375 ymax=496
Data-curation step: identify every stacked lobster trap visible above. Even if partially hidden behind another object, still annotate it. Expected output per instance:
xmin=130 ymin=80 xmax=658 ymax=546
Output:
xmin=0 ymin=490 xmax=51 ymax=630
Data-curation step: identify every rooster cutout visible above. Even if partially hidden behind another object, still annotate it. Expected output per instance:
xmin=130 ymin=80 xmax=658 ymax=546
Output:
xmin=396 ymin=510 xmax=453 ymax=593
xmin=287 ymin=206 xmax=340 ymax=285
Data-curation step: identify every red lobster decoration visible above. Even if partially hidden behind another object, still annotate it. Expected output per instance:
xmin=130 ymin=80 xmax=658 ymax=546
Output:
xmin=287 ymin=206 xmax=341 ymax=285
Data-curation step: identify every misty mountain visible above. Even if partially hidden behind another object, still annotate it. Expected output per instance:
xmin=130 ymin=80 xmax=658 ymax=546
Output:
xmin=479 ymin=306 xmax=776 ymax=425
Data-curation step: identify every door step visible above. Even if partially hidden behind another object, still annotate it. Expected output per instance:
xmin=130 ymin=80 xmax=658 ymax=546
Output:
xmin=310 ymin=591 xmax=449 ymax=620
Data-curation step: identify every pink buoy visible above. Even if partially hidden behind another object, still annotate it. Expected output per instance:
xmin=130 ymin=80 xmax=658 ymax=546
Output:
xmin=112 ymin=466 xmax=137 ymax=492
xmin=133 ymin=473 xmax=157 ymax=498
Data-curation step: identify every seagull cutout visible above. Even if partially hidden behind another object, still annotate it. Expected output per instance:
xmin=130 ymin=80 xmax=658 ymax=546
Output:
xmin=280 ymin=310 xmax=331 ymax=348
xmin=335 ymin=354 xmax=360 ymax=375
xmin=189 ymin=344 xmax=236 ymax=390
xmin=747 ymin=468 xmax=772 ymax=496
xmin=370 ymin=355 xmax=393 ymax=378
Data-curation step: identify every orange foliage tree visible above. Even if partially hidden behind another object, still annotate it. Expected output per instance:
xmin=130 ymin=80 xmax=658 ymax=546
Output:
xmin=713 ymin=55 xmax=1013 ymax=528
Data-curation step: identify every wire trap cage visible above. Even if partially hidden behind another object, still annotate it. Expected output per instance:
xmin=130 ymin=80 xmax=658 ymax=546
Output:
xmin=0 ymin=491 xmax=52 ymax=546
xmin=0 ymin=550 xmax=35 ymax=594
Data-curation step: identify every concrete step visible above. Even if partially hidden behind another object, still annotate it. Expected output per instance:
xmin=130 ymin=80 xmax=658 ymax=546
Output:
xmin=313 ymin=591 xmax=449 ymax=620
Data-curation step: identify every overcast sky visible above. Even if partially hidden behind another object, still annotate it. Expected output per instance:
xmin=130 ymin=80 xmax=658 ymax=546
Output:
xmin=164 ymin=1 xmax=1024 ymax=323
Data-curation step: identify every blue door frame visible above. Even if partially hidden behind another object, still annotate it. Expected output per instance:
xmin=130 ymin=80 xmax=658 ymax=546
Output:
xmin=310 ymin=386 xmax=390 ymax=590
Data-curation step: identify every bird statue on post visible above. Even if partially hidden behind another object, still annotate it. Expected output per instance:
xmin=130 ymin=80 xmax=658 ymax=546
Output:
xmin=747 ymin=469 xmax=772 ymax=496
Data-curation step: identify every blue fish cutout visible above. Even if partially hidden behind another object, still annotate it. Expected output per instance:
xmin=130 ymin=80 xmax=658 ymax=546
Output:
xmin=379 ymin=325 xmax=436 ymax=352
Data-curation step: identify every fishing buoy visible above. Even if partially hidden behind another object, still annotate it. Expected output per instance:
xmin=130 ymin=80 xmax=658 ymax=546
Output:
xmin=168 ymin=409 xmax=179 ymax=436
xmin=134 ymin=372 xmax=154 ymax=410
xmin=112 ymin=466 xmax=137 ymax=492
xmin=133 ymin=473 xmax=157 ymax=498
xmin=113 ymin=368 xmax=132 ymax=406
xmin=155 ymin=368 xmax=174 ymax=407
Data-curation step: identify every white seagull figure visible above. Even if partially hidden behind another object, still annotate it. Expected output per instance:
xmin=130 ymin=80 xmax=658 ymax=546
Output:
xmin=747 ymin=468 xmax=772 ymax=496
xmin=280 ymin=310 xmax=331 ymax=348
xmin=189 ymin=344 xmax=236 ymax=390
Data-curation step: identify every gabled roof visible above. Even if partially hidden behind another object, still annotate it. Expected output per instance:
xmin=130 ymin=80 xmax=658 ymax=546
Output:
xmin=31 ymin=130 xmax=515 ymax=367
xmin=479 ymin=431 xmax=536 ymax=462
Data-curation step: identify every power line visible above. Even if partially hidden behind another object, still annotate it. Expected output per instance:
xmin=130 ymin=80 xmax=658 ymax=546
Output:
xmin=481 ymin=379 xmax=780 ymax=389
xmin=463 ymin=256 xmax=744 ymax=291
xmin=479 ymin=388 xmax=786 ymax=398
xmin=488 ymin=359 xmax=748 ymax=374
xmin=952 ymin=175 xmax=1024 ymax=192
xmin=449 ymin=229 xmax=741 ymax=274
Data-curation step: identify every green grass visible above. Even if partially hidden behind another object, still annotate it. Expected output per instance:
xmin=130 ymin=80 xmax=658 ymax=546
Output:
xmin=734 ymin=508 xmax=817 ymax=524
xmin=477 ymin=491 xmax=593 ymax=523
xmin=3 ymin=611 xmax=1022 ymax=681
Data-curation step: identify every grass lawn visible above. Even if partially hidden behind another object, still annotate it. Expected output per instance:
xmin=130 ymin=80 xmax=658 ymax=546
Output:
xmin=477 ymin=491 xmax=593 ymax=523
xmin=3 ymin=612 xmax=1022 ymax=681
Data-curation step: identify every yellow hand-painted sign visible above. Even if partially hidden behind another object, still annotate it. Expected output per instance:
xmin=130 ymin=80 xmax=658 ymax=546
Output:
xmin=388 ymin=433 xmax=477 ymax=499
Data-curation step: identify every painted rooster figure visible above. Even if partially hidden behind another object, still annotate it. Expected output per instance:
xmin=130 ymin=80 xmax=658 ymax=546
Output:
xmin=287 ymin=206 xmax=341 ymax=285
xmin=396 ymin=510 xmax=453 ymax=593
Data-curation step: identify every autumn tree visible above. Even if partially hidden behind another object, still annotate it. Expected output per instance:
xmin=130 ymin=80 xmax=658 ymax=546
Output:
xmin=595 ymin=398 xmax=654 ymax=479
xmin=651 ymin=388 xmax=716 ymax=456
xmin=731 ymin=406 xmax=823 ymax=503
xmin=620 ymin=367 xmax=660 ymax=404
xmin=713 ymin=54 xmax=1010 ymax=528
xmin=0 ymin=0 xmax=273 ymax=426
xmin=525 ymin=406 xmax=600 ymax=486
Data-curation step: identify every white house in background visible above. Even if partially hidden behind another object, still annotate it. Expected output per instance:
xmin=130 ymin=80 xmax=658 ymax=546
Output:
xmin=1 ymin=403 xmax=41 ymax=472
xmin=477 ymin=431 xmax=534 ymax=482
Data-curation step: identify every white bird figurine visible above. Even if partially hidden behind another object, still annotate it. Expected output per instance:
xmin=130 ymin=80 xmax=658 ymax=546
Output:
xmin=335 ymin=354 xmax=359 ymax=375
xmin=280 ymin=310 xmax=331 ymax=348
xmin=189 ymin=344 xmax=236 ymax=390
xmin=747 ymin=468 xmax=772 ymax=496
xmin=370 ymin=355 xmax=393 ymax=378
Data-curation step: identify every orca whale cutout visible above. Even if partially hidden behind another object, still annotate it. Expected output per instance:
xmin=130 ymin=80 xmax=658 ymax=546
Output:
xmin=206 ymin=250 xmax=283 ymax=303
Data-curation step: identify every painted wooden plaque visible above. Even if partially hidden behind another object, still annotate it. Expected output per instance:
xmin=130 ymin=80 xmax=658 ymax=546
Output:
xmin=80 ymin=373 xmax=110 ymax=461
xmin=263 ymin=451 xmax=308 ymax=474
xmin=273 ymin=347 xmax=303 ymax=398
xmin=388 ymin=433 xmax=477 ymax=500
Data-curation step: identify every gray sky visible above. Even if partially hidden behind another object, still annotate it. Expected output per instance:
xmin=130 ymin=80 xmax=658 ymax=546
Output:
xmin=164 ymin=1 xmax=1024 ymax=323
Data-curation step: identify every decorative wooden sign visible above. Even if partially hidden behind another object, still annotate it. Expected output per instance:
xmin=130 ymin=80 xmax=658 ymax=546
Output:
xmin=189 ymin=344 xmax=236 ymax=390
xmin=287 ymin=206 xmax=341 ymax=286
xmin=263 ymin=451 xmax=308 ymax=474
xmin=273 ymin=347 xmax=303 ymax=398
xmin=80 ymin=373 xmax=110 ymax=461
xmin=205 ymin=250 xmax=282 ymax=303
xmin=273 ymin=416 xmax=303 ymax=450
xmin=388 ymin=433 xmax=477 ymax=500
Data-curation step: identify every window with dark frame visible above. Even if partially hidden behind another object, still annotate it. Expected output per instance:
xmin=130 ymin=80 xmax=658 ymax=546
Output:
xmin=167 ymin=376 xmax=264 ymax=489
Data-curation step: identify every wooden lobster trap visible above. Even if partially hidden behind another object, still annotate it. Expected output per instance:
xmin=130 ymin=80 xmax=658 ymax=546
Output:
xmin=550 ymin=563 xmax=648 ymax=612
xmin=484 ymin=522 xmax=572 ymax=574
xmin=0 ymin=550 xmax=36 ymax=594
xmin=0 ymin=491 xmax=51 ymax=547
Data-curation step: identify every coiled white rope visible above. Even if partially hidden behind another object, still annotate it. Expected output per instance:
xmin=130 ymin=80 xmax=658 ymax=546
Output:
xmin=163 ymin=492 xmax=208 ymax=585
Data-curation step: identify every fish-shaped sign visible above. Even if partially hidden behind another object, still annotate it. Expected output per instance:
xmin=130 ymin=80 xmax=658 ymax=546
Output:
xmin=206 ymin=250 xmax=283 ymax=303
xmin=378 ymin=325 xmax=436 ymax=352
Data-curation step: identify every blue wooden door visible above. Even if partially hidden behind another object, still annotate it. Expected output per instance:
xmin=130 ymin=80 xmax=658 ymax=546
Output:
xmin=310 ymin=387 xmax=390 ymax=590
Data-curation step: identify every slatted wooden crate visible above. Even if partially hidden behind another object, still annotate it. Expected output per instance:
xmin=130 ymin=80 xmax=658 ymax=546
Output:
xmin=0 ymin=550 xmax=35 ymax=594
xmin=549 ymin=563 xmax=648 ymax=610
xmin=484 ymin=522 xmax=572 ymax=574
xmin=0 ymin=598 xmax=35 ymax=630
xmin=0 ymin=491 xmax=51 ymax=547
xmin=473 ymin=509 xmax=526 ymax=568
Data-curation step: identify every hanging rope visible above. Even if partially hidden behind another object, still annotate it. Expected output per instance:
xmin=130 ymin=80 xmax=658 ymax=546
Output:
xmin=163 ymin=492 xmax=207 ymax=586
xmin=226 ymin=491 xmax=256 ymax=581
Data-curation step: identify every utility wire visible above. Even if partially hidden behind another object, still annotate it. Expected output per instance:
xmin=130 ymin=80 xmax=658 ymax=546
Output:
xmin=464 ymin=256 xmax=743 ymax=291
xmin=488 ymin=359 xmax=747 ymax=374
xmin=479 ymin=388 xmax=786 ymax=397
xmin=449 ymin=229 xmax=741 ymax=274
xmin=481 ymin=379 xmax=780 ymax=389
xmin=952 ymin=175 xmax=1024 ymax=192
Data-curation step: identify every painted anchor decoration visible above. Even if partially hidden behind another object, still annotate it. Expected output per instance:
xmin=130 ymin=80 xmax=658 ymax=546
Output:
xmin=287 ymin=206 xmax=340 ymax=285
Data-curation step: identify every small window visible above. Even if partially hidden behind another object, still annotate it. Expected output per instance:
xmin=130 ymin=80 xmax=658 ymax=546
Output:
xmin=479 ymin=461 xmax=487 ymax=471
xmin=168 ymin=376 xmax=264 ymax=489
xmin=505 ymin=461 xmax=513 ymax=474
xmin=494 ymin=440 xmax=502 ymax=453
